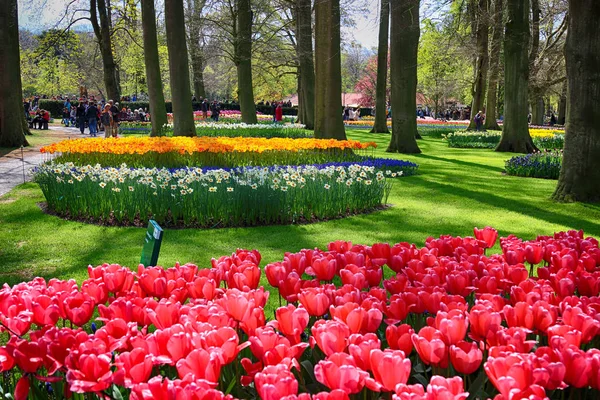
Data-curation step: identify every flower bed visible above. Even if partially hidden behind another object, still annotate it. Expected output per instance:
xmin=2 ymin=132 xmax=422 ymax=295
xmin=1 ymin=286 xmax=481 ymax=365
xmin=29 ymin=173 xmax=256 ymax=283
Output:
xmin=34 ymin=162 xmax=394 ymax=226
xmin=40 ymin=137 xmax=376 ymax=168
xmin=0 ymin=228 xmax=599 ymax=400
xmin=505 ymin=151 xmax=562 ymax=179
xmin=444 ymin=130 xmax=565 ymax=149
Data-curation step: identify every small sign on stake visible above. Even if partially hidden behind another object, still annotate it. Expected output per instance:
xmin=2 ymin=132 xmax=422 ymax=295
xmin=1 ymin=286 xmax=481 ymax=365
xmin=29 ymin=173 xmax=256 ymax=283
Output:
xmin=140 ymin=220 xmax=163 ymax=267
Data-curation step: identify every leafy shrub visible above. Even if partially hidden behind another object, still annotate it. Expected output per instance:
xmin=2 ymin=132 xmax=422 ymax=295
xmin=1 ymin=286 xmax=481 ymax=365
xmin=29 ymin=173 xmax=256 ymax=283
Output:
xmin=505 ymin=151 xmax=562 ymax=179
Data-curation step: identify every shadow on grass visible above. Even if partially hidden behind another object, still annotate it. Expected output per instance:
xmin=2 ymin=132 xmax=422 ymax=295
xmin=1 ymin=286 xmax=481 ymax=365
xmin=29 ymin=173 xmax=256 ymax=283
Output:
xmin=414 ymin=153 xmax=505 ymax=173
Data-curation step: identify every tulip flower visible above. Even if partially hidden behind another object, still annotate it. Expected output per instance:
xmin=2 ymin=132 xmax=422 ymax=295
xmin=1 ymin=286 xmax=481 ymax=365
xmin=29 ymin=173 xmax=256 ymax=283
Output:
xmin=411 ymin=327 xmax=448 ymax=368
xmin=176 ymin=348 xmax=221 ymax=384
xmin=386 ymin=324 xmax=414 ymax=356
xmin=426 ymin=376 xmax=468 ymax=400
xmin=14 ymin=376 xmax=29 ymax=400
xmin=64 ymin=292 xmax=95 ymax=326
xmin=474 ymin=227 xmax=498 ymax=249
xmin=273 ymin=304 xmax=309 ymax=344
xmin=114 ymin=348 xmax=153 ymax=388
xmin=311 ymin=320 xmax=350 ymax=356
xmin=255 ymin=364 xmax=298 ymax=400
xmin=347 ymin=333 xmax=380 ymax=371
xmin=369 ymin=349 xmax=411 ymax=392
xmin=311 ymin=257 xmax=337 ymax=281
xmin=66 ymin=352 xmax=113 ymax=393
xmin=299 ymin=287 xmax=331 ymax=317
xmin=432 ymin=309 xmax=468 ymax=345
xmin=314 ymin=353 xmax=370 ymax=394
xmin=449 ymin=341 xmax=483 ymax=375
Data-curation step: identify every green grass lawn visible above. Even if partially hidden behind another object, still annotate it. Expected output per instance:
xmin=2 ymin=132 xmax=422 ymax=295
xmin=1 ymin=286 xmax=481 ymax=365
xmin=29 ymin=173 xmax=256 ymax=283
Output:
xmin=1 ymin=129 xmax=599 ymax=315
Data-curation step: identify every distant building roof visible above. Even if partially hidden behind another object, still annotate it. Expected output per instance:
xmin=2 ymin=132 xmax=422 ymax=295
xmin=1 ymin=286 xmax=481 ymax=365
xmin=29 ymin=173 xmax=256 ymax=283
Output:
xmin=283 ymin=92 xmax=429 ymax=107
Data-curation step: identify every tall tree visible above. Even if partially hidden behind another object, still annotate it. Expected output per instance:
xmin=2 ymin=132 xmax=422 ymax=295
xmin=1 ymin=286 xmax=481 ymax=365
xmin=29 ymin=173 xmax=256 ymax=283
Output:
xmin=484 ymin=0 xmax=502 ymax=130
xmin=235 ymin=0 xmax=258 ymax=124
xmin=496 ymin=0 xmax=536 ymax=153
xmin=557 ymin=80 xmax=567 ymax=125
xmin=314 ymin=0 xmax=346 ymax=139
xmin=370 ymin=0 xmax=390 ymax=134
xmin=90 ymin=0 xmax=121 ymax=101
xmin=165 ymin=0 xmax=196 ymax=136
xmin=296 ymin=0 xmax=315 ymax=129
xmin=0 ymin=0 xmax=29 ymax=147
xmin=467 ymin=0 xmax=489 ymax=130
xmin=186 ymin=0 xmax=207 ymax=100
xmin=141 ymin=0 xmax=168 ymax=136
xmin=529 ymin=0 xmax=544 ymax=126
xmin=387 ymin=0 xmax=421 ymax=153
xmin=552 ymin=0 xmax=600 ymax=202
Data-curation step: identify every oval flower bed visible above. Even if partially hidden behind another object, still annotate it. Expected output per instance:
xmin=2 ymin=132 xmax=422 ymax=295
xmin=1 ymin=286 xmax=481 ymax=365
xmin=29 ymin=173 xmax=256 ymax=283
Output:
xmin=40 ymin=137 xmax=376 ymax=168
xmin=0 ymin=228 xmax=599 ymax=400
xmin=444 ymin=130 xmax=565 ymax=150
xmin=505 ymin=151 xmax=563 ymax=179
xmin=33 ymin=162 xmax=397 ymax=226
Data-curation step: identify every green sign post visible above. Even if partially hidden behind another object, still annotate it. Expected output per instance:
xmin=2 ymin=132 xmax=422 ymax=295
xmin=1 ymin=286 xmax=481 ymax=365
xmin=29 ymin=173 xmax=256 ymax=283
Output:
xmin=140 ymin=220 xmax=163 ymax=266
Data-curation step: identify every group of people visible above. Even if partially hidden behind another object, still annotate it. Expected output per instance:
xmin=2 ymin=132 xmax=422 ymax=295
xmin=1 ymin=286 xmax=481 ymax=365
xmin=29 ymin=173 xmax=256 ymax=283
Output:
xmin=257 ymin=99 xmax=293 ymax=108
xmin=64 ymin=98 xmax=120 ymax=138
xmin=199 ymin=99 xmax=223 ymax=121
xmin=343 ymin=106 xmax=362 ymax=121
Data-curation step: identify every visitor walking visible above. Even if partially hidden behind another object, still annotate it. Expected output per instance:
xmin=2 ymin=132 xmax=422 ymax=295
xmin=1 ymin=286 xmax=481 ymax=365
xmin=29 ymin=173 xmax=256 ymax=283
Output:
xmin=201 ymin=99 xmax=209 ymax=120
xmin=474 ymin=111 xmax=485 ymax=131
xmin=211 ymin=101 xmax=220 ymax=122
xmin=76 ymin=101 xmax=87 ymax=134
xmin=101 ymin=104 xmax=113 ymax=138
xmin=87 ymin=102 xmax=99 ymax=137
xmin=271 ymin=102 xmax=277 ymax=122
xmin=275 ymin=103 xmax=283 ymax=122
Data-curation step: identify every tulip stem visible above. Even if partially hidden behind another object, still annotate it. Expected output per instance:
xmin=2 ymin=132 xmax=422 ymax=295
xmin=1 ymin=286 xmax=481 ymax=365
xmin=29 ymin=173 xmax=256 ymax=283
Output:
xmin=0 ymin=321 xmax=23 ymax=339
xmin=529 ymin=262 xmax=534 ymax=277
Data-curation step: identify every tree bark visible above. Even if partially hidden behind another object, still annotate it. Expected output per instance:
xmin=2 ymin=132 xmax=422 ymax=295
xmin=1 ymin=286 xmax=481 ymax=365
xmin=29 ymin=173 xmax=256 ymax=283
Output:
xmin=314 ymin=0 xmax=346 ymax=139
xmin=496 ymin=0 xmax=537 ymax=153
xmin=165 ymin=0 xmax=196 ymax=136
xmin=552 ymin=0 xmax=600 ymax=203
xmin=484 ymin=0 xmax=502 ymax=130
xmin=530 ymin=95 xmax=544 ymax=126
xmin=558 ymin=80 xmax=567 ymax=125
xmin=91 ymin=0 xmax=121 ymax=101
xmin=468 ymin=0 xmax=489 ymax=130
xmin=387 ymin=0 xmax=421 ymax=153
xmin=234 ymin=0 xmax=258 ymax=124
xmin=141 ymin=0 xmax=168 ymax=136
xmin=0 ymin=0 xmax=29 ymax=147
xmin=186 ymin=0 xmax=206 ymax=100
xmin=296 ymin=0 xmax=315 ymax=130
xmin=370 ymin=0 xmax=390 ymax=134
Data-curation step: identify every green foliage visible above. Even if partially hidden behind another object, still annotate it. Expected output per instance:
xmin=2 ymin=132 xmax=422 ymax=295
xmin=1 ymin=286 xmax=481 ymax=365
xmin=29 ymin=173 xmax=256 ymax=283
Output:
xmin=444 ymin=130 xmax=565 ymax=150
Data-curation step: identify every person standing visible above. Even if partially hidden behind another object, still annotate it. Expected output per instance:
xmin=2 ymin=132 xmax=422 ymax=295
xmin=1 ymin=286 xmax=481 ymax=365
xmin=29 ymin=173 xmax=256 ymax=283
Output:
xmin=275 ymin=102 xmax=283 ymax=122
xmin=23 ymin=98 xmax=30 ymax=119
xmin=202 ymin=99 xmax=209 ymax=120
xmin=76 ymin=101 xmax=87 ymax=134
xmin=101 ymin=104 xmax=113 ymax=138
xmin=109 ymin=100 xmax=120 ymax=138
xmin=474 ymin=111 xmax=485 ymax=131
xmin=271 ymin=102 xmax=277 ymax=122
xmin=87 ymin=102 xmax=99 ymax=136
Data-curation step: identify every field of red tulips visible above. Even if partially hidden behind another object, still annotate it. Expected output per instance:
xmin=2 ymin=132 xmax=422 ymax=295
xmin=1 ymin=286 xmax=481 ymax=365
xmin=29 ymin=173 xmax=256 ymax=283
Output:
xmin=1 ymin=227 xmax=600 ymax=400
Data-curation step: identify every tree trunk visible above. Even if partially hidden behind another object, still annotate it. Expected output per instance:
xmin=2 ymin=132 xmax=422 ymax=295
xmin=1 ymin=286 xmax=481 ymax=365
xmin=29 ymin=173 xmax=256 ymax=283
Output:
xmin=0 ymin=0 xmax=29 ymax=147
xmin=370 ymin=0 xmax=390 ymax=134
xmin=314 ymin=0 xmax=346 ymax=139
xmin=234 ymin=0 xmax=258 ymax=124
xmin=186 ymin=0 xmax=206 ymax=100
xmin=387 ymin=0 xmax=421 ymax=153
xmin=552 ymin=0 xmax=600 ymax=203
xmin=91 ymin=0 xmax=121 ymax=101
xmin=484 ymin=0 xmax=502 ymax=130
xmin=296 ymin=0 xmax=315 ymax=130
xmin=558 ymin=80 xmax=567 ymax=125
xmin=165 ymin=0 xmax=196 ymax=136
xmin=141 ymin=0 xmax=167 ymax=137
xmin=496 ymin=0 xmax=537 ymax=153
xmin=530 ymin=95 xmax=544 ymax=126
xmin=468 ymin=0 xmax=489 ymax=130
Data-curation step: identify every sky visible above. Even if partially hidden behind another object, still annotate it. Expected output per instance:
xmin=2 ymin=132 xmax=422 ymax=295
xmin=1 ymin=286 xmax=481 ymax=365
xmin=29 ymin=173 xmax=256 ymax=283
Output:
xmin=18 ymin=0 xmax=443 ymax=50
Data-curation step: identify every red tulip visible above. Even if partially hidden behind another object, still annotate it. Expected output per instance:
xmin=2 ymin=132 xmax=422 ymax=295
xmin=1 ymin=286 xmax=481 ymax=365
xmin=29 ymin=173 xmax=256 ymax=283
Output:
xmin=386 ymin=324 xmax=414 ymax=356
xmin=31 ymin=295 xmax=61 ymax=327
xmin=200 ymin=326 xmax=246 ymax=365
xmin=312 ymin=390 xmax=350 ymax=400
xmin=561 ymin=345 xmax=590 ymax=388
xmin=369 ymin=349 xmax=411 ymax=392
xmin=426 ymin=376 xmax=468 ymax=400
xmin=226 ymin=262 xmax=261 ymax=291
xmin=314 ymin=352 xmax=370 ymax=394
xmin=129 ymin=376 xmax=184 ymax=400
xmin=311 ymin=257 xmax=337 ymax=281
xmin=347 ymin=333 xmax=380 ymax=371
xmin=532 ymin=301 xmax=557 ymax=333
xmin=562 ymin=306 xmax=600 ymax=344
xmin=432 ymin=309 xmax=468 ymax=345
xmin=14 ymin=376 xmax=29 ymax=400
xmin=525 ymin=243 xmax=544 ymax=265
xmin=474 ymin=227 xmax=498 ymax=249
xmin=217 ymin=289 xmax=255 ymax=322
xmin=449 ymin=341 xmax=482 ymax=375
xmin=8 ymin=338 xmax=45 ymax=373
xmin=299 ymin=288 xmax=331 ymax=317
xmin=186 ymin=277 xmax=220 ymax=300
xmin=503 ymin=302 xmax=534 ymax=330
xmin=114 ymin=348 xmax=153 ymax=388
xmin=88 ymin=264 xmax=134 ymax=294
xmin=0 ymin=347 xmax=15 ymax=372
xmin=176 ymin=348 xmax=221 ymax=384
xmin=81 ymin=278 xmax=109 ymax=305
xmin=274 ymin=305 xmax=309 ymax=344
xmin=468 ymin=304 xmax=502 ymax=344
xmin=255 ymin=363 xmax=298 ymax=400
xmin=411 ymin=327 xmax=448 ymax=368
xmin=64 ymin=292 xmax=95 ymax=326
xmin=265 ymin=262 xmax=288 ymax=288
xmin=65 ymin=352 xmax=113 ymax=393
xmin=311 ymin=320 xmax=350 ymax=356
xmin=385 ymin=295 xmax=411 ymax=324
xmin=340 ymin=265 xmax=368 ymax=290
xmin=147 ymin=300 xmax=180 ymax=329
xmin=330 ymin=303 xmax=382 ymax=334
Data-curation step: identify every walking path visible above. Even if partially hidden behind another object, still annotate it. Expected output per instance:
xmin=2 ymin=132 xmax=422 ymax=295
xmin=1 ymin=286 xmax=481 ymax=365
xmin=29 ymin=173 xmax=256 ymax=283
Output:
xmin=0 ymin=125 xmax=90 ymax=197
